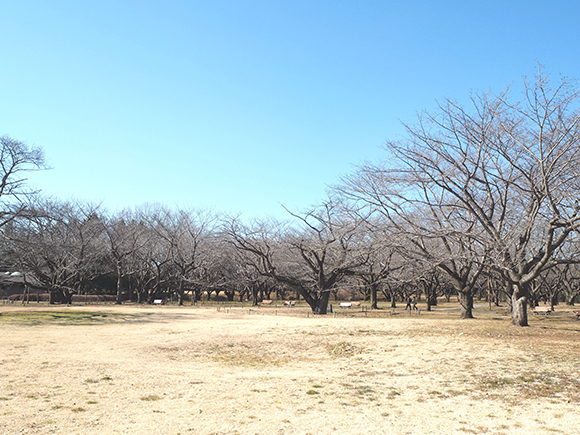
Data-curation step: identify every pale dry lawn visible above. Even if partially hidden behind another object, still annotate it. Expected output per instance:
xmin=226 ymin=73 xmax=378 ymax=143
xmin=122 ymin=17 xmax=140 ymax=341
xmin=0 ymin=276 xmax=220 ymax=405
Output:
xmin=0 ymin=302 xmax=579 ymax=435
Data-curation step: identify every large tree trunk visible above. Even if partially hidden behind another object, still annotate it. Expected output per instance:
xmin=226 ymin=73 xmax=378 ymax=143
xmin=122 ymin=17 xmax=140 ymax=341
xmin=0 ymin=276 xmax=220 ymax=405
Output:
xmin=314 ymin=291 xmax=331 ymax=314
xmin=192 ymin=287 xmax=202 ymax=304
xmin=459 ymin=291 xmax=474 ymax=319
xmin=549 ymin=292 xmax=560 ymax=311
xmin=390 ymin=289 xmax=397 ymax=308
xmin=177 ymin=278 xmax=185 ymax=306
xmin=252 ymin=285 xmax=260 ymax=306
xmin=425 ymin=286 xmax=437 ymax=312
xmin=511 ymin=285 xmax=529 ymax=327
xmin=370 ymin=284 xmax=378 ymax=310
xmin=428 ymin=292 xmax=437 ymax=310
xmin=59 ymin=288 xmax=73 ymax=305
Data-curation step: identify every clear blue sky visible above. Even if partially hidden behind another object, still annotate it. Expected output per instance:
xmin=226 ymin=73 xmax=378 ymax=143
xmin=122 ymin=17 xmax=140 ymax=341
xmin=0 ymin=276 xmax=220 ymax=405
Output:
xmin=1 ymin=1 xmax=579 ymax=220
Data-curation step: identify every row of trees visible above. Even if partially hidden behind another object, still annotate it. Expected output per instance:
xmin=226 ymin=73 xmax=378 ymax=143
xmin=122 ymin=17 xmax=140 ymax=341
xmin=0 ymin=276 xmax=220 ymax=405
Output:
xmin=2 ymin=69 xmax=580 ymax=327
xmin=4 ymin=202 xmax=306 ymax=305
xmin=228 ymin=69 xmax=580 ymax=326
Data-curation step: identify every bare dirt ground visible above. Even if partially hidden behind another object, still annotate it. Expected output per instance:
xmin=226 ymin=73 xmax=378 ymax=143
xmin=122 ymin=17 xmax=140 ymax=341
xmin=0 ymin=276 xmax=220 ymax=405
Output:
xmin=1 ymin=302 xmax=579 ymax=435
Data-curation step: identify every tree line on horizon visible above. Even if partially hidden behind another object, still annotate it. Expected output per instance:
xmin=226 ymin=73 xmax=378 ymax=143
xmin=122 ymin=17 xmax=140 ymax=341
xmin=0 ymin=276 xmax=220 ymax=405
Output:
xmin=2 ymin=68 xmax=580 ymax=327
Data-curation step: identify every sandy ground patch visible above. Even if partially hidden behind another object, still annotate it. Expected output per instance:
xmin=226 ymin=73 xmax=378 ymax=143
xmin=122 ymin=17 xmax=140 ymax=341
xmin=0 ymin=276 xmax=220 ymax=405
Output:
xmin=1 ymin=304 xmax=579 ymax=434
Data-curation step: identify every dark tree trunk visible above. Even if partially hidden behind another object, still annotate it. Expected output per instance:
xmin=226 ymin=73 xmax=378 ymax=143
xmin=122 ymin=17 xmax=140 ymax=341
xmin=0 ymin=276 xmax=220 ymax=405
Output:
xmin=252 ymin=285 xmax=260 ymax=306
xmin=512 ymin=285 xmax=529 ymax=327
xmin=459 ymin=291 xmax=474 ymax=319
xmin=428 ymin=293 xmax=438 ymax=308
xmin=424 ymin=285 xmax=437 ymax=312
xmin=192 ymin=287 xmax=202 ymax=304
xmin=177 ymin=278 xmax=185 ymax=306
xmin=61 ymin=289 xmax=73 ymax=305
xmin=314 ymin=291 xmax=331 ymax=314
xmin=382 ymin=285 xmax=397 ymax=308
xmin=550 ymin=292 xmax=560 ymax=311
xmin=370 ymin=284 xmax=378 ymax=310
xmin=390 ymin=288 xmax=398 ymax=308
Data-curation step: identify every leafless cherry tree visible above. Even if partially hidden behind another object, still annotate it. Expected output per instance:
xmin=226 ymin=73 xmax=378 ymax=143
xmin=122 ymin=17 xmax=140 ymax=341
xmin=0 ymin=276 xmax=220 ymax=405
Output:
xmin=154 ymin=208 xmax=218 ymax=305
xmin=103 ymin=211 xmax=151 ymax=304
xmin=5 ymin=199 xmax=107 ymax=304
xmin=226 ymin=200 xmax=370 ymax=314
xmin=0 ymin=135 xmax=46 ymax=229
xmin=340 ymin=170 xmax=487 ymax=318
xmin=559 ymin=263 xmax=580 ymax=306
xmin=340 ymin=68 xmax=580 ymax=326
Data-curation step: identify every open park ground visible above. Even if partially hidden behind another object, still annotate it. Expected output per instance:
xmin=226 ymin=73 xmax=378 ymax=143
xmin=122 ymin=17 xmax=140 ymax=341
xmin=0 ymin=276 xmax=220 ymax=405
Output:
xmin=1 ymin=301 xmax=579 ymax=435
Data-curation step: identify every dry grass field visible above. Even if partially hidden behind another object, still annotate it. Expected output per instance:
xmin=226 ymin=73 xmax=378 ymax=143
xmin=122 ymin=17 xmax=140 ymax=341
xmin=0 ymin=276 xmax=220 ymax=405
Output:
xmin=1 ymin=302 xmax=579 ymax=435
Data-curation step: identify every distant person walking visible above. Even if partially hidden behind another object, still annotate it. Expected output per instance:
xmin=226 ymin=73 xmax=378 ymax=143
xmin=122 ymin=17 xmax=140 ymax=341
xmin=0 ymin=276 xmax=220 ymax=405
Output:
xmin=405 ymin=296 xmax=412 ymax=310
xmin=412 ymin=296 xmax=418 ymax=310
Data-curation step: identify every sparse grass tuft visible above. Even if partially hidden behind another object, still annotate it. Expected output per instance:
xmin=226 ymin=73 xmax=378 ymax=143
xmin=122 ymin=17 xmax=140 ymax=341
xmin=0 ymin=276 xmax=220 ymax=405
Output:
xmin=207 ymin=343 xmax=283 ymax=366
xmin=480 ymin=376 xmax=515 ymax=388
xmin=140 ymin=394 xmax=162 ymax=401
xmin=329 ymin=342 xmax=362 ymax=357
xmin=476 ymin=371 xmax=580 ymax=401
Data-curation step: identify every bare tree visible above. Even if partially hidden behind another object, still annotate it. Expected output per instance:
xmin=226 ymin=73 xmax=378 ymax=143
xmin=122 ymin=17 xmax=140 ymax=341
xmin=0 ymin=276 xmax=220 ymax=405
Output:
xmin=340 ymin=67 xmax=580 ymax=326
xmin=354 ymin=226 xmax=402 ymax=309
xmin=103 ymin=211 xmax=151 ymax=304
xmin=340 ymin=171 xmax=487 ymax=319
xmin=5 ymin=199 xmax=107 ymax=304
xmin=226 ymin=200 xmax=370 ymax=314
xmin=159 ymin=208 xmax=217 ymax=305
xmin=125 ymin=206 xmax=174 ymax=303
xmin=0 ymin=135 xmax=46 ymax=229
xmin=560 ymin=263 xmax=580 ymax=306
